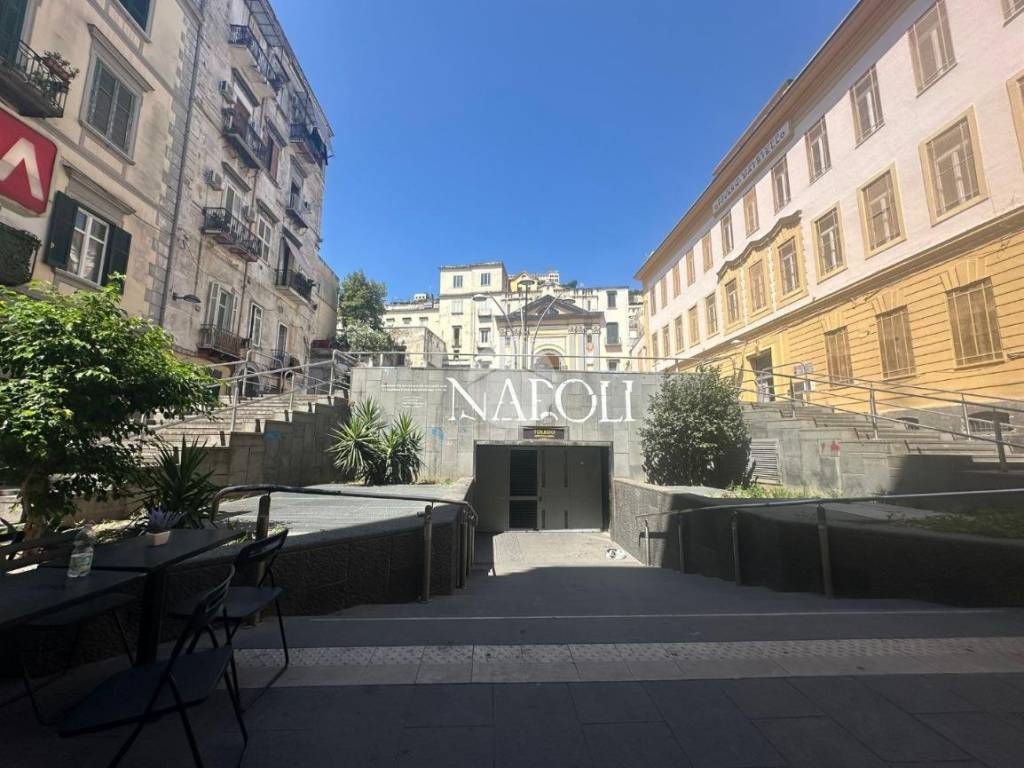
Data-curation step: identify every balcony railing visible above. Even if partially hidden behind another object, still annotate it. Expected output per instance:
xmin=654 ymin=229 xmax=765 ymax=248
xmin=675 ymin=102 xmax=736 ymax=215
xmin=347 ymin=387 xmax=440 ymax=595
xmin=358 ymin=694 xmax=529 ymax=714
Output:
xmin=289 ymin=120 xmax=328 ymax=166
xmin=275 ymin=267 xmax=314 ymax=302
xmin=197 ymin=324 xmax=246 ymax=361
xmin=222 ymin=105 xmax=269 ymax=169
xmin=0 ymin=41 xmax=70 ymax=118
xmin=201 ymin=207 xmax=261 ymax=262
xmin=227 ymin=25 xmax=288 ymax=94
xmin=285 ymin=191 xmax=309 ymax=228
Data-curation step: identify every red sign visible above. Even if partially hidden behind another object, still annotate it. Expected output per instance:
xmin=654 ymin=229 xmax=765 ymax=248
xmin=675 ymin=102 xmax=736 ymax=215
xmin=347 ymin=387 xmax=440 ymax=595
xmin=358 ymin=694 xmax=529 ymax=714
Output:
xmin=0 ymin=109 xmax=57 ymax=214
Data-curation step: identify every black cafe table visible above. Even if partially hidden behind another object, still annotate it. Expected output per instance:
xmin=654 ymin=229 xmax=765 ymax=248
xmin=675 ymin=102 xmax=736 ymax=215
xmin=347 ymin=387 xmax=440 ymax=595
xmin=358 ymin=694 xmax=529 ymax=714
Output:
xmin=0 ymin=567 xmax=143 ymax=632
xmin=53 ymin=527 xmax=244 ymax=665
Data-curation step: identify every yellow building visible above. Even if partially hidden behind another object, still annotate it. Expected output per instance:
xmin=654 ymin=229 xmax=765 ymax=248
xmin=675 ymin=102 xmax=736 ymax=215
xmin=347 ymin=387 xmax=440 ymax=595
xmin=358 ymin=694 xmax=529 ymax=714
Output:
xmin=636 ymin=0 xmax=1024 ymax=421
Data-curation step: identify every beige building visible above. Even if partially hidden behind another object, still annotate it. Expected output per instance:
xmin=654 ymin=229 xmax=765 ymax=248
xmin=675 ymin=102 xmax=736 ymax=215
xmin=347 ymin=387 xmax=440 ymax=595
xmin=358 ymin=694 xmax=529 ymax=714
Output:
xmin=636 ymin=0 xmax=1024 ymax=414
xmin=385 ymin=262 xmax=634 ymax=371
xmin=0 ymin=0 xmax=338 ymax=382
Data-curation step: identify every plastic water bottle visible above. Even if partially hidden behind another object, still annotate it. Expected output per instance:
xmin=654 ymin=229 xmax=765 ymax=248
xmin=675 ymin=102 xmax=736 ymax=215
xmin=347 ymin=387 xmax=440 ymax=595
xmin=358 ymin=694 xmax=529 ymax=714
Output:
xmin=67 ymin=526 xmax=95 ymax=579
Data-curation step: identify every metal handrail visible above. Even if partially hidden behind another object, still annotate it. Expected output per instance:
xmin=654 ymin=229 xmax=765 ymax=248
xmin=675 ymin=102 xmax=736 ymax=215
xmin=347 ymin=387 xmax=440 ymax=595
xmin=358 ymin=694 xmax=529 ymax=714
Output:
xmin=210 ymin=484 xmax=479 ymax=600
xmin=632 ymin=486 xmax=1024 ymax=596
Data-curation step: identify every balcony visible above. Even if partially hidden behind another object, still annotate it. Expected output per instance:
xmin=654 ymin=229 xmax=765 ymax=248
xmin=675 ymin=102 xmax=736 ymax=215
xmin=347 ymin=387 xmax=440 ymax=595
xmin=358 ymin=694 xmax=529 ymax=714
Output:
xmin=285 ymin=191 xmax=310 ymax=229
xmin=222 ymin=104 xmax=269 ymax=170
xmin=197 ymin=324 xmax=246 ymax=361
xmin=275 ymin=267 xmax=315 ymax=303
xmin=289 ymin=120 xmax=328 ymax=167
xmin=201 ymin=207 xmax=261 ymax=262
xmin=0 ymin=42 xmax=71 ymax=118
xmin=227 ymin=25 xmax=287 ymax=98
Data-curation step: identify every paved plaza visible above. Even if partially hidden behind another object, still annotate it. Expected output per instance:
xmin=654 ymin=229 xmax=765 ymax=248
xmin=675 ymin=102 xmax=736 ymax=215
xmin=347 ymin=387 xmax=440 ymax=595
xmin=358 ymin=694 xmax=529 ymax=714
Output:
xmin=4 ymin=531 xmax=1024 ymax=767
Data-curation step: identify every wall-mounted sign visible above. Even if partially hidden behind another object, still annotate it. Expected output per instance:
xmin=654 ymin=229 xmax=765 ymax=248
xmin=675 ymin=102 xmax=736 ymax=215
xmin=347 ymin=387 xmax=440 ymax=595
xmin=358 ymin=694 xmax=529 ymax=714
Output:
xmin=712 ymin=123 xmax=789 ymax=215
xmin=448 ymin=376 xmax=635 ymax=424
xmin=522 ymin=426 xmax=566 ymax=440
xmin=0 ymin=109 xmax=57 ymax=215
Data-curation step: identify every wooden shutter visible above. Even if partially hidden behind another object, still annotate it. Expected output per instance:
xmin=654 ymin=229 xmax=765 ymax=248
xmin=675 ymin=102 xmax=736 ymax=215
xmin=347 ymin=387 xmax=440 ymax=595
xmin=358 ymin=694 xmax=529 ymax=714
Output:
xmin=44 ymin=191 xmax=78 ymax=270
xmin=0 ymin=0 xmax=27 ymax=65
xmin=101 ymin=225 xmax=131 ymax=290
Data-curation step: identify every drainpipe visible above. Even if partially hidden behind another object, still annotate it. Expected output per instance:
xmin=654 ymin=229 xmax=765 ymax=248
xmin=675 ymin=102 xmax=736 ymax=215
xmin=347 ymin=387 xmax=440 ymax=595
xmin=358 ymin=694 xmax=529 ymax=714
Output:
xmin=157 ymin=1 xmax=206 ymax=328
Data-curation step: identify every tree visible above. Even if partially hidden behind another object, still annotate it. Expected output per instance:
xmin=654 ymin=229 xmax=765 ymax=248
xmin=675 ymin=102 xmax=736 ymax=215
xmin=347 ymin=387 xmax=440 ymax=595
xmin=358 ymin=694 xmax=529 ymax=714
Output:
xmin=337 ymin=270 xmax=387 ymax=330
xmin=0 ymin=283 xmax=219 ymax=534
xmin=328 ymin=399 xmax=423 ymax=485
xmin=639 ymin=367 xmax=751 ymax=488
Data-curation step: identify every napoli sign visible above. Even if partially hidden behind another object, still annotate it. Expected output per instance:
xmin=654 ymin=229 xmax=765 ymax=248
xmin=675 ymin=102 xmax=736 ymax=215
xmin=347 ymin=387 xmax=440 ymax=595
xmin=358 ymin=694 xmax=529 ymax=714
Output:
xmin=447 ymin=376 xmax=635 ymax=424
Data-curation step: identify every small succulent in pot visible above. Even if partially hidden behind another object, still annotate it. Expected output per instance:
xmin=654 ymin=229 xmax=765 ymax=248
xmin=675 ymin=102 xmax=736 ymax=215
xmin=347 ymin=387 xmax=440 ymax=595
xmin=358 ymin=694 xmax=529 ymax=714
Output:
xmin=144 ymin=506 xmax=184 ymax=546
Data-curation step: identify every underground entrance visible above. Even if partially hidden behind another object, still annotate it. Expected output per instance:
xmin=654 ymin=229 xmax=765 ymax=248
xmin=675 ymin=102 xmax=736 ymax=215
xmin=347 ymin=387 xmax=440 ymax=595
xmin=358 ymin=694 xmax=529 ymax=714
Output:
xmin=472 ymin=443 xmax=611 ymax=532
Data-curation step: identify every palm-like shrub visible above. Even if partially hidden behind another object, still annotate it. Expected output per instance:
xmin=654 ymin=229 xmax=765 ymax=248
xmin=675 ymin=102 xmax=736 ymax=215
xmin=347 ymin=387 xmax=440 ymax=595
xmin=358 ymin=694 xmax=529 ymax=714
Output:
xmin=133 ymin=441 xmax=219 ymax=527
xmin=329 ymin=400 xmax=423 ymax=485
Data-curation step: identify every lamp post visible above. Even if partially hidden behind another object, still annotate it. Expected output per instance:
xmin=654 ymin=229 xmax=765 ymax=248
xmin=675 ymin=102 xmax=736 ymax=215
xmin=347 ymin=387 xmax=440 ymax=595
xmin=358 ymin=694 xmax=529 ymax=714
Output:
xmin=527 ymin=295 xmax=574 ymax=369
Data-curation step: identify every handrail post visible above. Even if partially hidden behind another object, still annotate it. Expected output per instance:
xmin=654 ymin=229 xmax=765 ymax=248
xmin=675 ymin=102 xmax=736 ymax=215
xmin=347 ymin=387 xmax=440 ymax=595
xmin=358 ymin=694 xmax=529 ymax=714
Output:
xmin=993 ymin=418 xmax=1008 ymax=472
xmin=288 ymin=370 xmax=296 ymax=413
xmin=421 ymin=504 xmax=433 ymax=602
xmin=868 ymin=385 xmax=878 ymax=439
xmin=643 ymin=519 xmax=651 ymax=566
xmin=249 ymin=493 xmax=272 ymax=623
xmin=816 ymin=503 xmax=834 ymax=598
xmin=676 ymin=511 xmax=686 ymax=572
xmin=457 ymin=511 xmax=468 ymax=589
xmin=731 ymin=512 xmax=742 ymax=585
xmin=961 ymin=393 xmax=971 ymax=438
xmin=328 ymin=350 xmax=337 ymax=397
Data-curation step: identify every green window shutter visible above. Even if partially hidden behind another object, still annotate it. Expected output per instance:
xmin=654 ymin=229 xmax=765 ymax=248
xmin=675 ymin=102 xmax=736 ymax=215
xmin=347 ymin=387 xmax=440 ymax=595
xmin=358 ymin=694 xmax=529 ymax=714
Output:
xmin=0 ymin=0 xmax=27 ymax=66
xmin=43 ymin=191 xmax=78 ymax=270
xmin=101 ymin=225 xmax=131 ymax=291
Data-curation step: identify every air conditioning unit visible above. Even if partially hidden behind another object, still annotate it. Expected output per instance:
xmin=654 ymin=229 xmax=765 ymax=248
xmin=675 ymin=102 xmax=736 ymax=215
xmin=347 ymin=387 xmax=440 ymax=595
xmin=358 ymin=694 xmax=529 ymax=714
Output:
xmin=203 ymin=169 xmax=223 ymax=191
xmin=219 ymin=80 xmax=234 ymax=100
xmin=301 ymin=200 xmax=313 ymax=213
xmin=241 ymin=205 xmax=256 ymax=222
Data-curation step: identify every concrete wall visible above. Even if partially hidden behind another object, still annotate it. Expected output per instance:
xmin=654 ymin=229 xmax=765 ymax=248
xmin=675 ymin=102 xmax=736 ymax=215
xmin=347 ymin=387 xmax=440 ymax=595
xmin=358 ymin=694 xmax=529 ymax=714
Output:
xmin=351 ymin=366 xmax=664 ymax=481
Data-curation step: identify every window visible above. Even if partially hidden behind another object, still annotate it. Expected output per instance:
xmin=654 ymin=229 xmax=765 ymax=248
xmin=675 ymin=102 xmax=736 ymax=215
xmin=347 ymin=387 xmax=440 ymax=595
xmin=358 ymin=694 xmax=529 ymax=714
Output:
xmin=777 ymin=238 xmax=801 ymax=295
xmin=275 ymin=323 xmax=289 ymax=356
xmin=402 ymin=317 xmax=412 ymax=324
xmin=860 ymin=169 xmax=903 ymax=253
xmin=947 ymin=279 xmax=1002 ymax=365
xmin=479 ymin=272 xmax=491 ymax=287
xmin=771 ymin=158 xmax=790 ymax=211
xmin=814 ymin=208 xmax=845 ymax=277
xmin=606 ymin=290 xmax=617 ymax=309
xmin=824 ymin=327 xmax=854 ymax=385
xmin=662 ymin=325 xmax=671 ymax=358
xmin=688 ymin=306 xmax=699 ymax=345
xmin=1012 ymin=74 xmax=1024 ymax=169
xmin=1004 ymin=0 xmax=1024 ymax=21
xmin=749 ymin=262 xmax=768 ymax=312
xmin=671 ymin=264 xmax=681 ymax=297
xmin=607 ymin=321 xmax=620 ymax=345
xmin=743 ymin=188 xmax=759 ymax=236
xmin=720 ymin=213 xmax=734 ymax=254
xmin=805 ymin=117 xmax=831 ymax=181
xmin=685 ymin=250 xmax=695 ymax=285
xmin=673 ymin=316 xmax=684 ymax=352
xmin=651 ymin=329 xmax=660 ymax=359
xmin=86 ymin=59 xmax=139 ymax=154
xmin=68 ymin=207 xmax=110 ymax=283
xmin=209 ymin=284 xmax=237 ymax=331
xmin=877 ymin=307 xmax=916 ymax=378
xmin=255 ymin=215 xmax=272 ymax=261
xmin=851 ymin=66 xmax=884 ymax=143
xmin=452 ymin=326 xmax=462 ymax=347
xmin=452 ymin=274 xmax=463 ymax=289
xmin=649 ymin=287 xmax=657 ymax=314
xmin=702 ymin=234 xmax=713 ymax=272
xmin=247 ymin=303 xmax=264 ymax=348
xmin=451 ymin=299 xmax=464 ymax=314
xmin=660 ymin=275 xmax=668 ymax=306
xmin=117 ymin=0 xmax=151 ymax=28
xmin=705 ymin=294 xmax=718 ymax=335
xmin=909 ymin=1 xmax=955 ymax=92
xmin=924 ymin=114 xmax=983 ymax=218
xmin=607 ymin=359 xmax=619 ymax=371
xmin=725 ymin=279 xmax=741 ymax=325
xmin=480 ymin=327 xmax=491 ymax=344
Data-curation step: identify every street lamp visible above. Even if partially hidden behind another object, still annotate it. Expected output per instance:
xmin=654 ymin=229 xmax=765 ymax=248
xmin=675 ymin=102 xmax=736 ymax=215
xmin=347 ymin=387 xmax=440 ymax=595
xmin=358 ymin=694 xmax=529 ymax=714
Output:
xmin=527 ymin=295 xmax=573 ymax=369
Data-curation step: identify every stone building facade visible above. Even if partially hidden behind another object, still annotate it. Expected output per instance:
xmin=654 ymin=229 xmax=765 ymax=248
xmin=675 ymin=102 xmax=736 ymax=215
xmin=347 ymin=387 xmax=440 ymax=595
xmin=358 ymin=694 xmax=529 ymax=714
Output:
xmin=0 ymin=0 xmax=338 ymax=380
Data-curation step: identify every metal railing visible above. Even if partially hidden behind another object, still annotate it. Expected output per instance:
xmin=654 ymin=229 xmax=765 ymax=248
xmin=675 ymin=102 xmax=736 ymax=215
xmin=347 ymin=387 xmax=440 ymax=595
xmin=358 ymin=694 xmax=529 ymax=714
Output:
xmin=200 ymin=207 xmax=261 ymax=262
xmin=275 ymin=268 xmax=314 ymax=301
xmin=0 ymin=40 xmax=70 ymax=116
xmin=223 ymin=105 xmax=270 ymax=168
xmin=197 ymin=323 xmax=247 ymax=359
xmin=634 ymin=487 xmax=1024 ymax=598
xmin=210 ymin=484 xmax=479 ymax=600
xmin=227 ymin=25 xmax=286 ymax=92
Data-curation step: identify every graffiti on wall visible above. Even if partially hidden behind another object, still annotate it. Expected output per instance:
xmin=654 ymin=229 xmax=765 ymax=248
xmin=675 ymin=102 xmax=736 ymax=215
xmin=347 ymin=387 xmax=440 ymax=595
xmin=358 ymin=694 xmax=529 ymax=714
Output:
xmin=447 ymin=377 xmax=635 ymax=424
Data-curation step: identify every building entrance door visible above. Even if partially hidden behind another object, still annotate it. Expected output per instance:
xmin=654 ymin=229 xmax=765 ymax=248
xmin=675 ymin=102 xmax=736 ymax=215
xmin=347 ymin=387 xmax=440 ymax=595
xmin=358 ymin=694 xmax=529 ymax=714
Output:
xmin=749 ymin=350 xmax=775 ymax=402
xmin=508 ymin=448 xmax=538 ymax=529
xmin=539 ymin=446 xmax=604 ymax=530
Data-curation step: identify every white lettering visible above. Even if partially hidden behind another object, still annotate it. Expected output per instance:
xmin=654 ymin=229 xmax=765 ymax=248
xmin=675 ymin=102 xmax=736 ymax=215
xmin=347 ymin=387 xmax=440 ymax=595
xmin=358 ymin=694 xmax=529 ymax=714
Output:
xmin=599 ymin=380 xmax=623 ymax=423
xmin=529 ymin=377 xmax=555 ymax=421
xmin=492 ymin=378 xmax=527 ymax=421
xmin=447 ymin=377 xmax=487 ymax=421
xmin=554 ymin=378 xmax=597 ymax=424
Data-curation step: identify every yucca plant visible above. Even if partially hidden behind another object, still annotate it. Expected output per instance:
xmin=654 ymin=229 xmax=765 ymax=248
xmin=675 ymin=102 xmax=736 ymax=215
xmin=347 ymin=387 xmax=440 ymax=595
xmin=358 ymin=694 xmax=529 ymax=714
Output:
xmin=134 ymin=441 xmax=219 ymax=528
xmin=329 ymin=400 xmax=423 ymax=485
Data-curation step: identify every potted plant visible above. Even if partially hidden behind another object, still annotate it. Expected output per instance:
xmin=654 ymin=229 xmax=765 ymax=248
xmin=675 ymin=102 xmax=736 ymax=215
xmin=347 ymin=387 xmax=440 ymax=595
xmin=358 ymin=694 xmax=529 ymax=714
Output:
xmin=134 ymin=440 xmax=220 ymax=528
xmin=41 ymin=51 xmax=78 ymax=85
xmin=0 ymin=223 xmax=40 ymax=286
xmin=144 ymin=507 xmax=184 ymax=546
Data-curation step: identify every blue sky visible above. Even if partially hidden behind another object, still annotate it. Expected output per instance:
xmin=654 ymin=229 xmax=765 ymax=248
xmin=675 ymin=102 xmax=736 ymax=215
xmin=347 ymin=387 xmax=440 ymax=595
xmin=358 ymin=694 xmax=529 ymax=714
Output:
xmin=274 ymin=0 xmax=854 ymax=301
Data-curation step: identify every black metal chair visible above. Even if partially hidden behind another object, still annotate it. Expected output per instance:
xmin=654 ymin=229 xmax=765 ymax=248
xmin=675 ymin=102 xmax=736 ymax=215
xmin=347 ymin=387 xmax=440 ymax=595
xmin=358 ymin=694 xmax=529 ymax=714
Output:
xmin=58 ymin=568 xmax=247 ymax=768
xmin=1 ymin=530 xmax=136 ymax=725
xmin=170 ymin=529 xmax=289 ymax=708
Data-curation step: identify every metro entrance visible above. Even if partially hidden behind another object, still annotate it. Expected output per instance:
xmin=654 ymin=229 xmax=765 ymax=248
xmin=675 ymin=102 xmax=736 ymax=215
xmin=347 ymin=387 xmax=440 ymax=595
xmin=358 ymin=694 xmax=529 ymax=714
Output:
xmin=473 ymin=444 xmax=609 ymax=532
